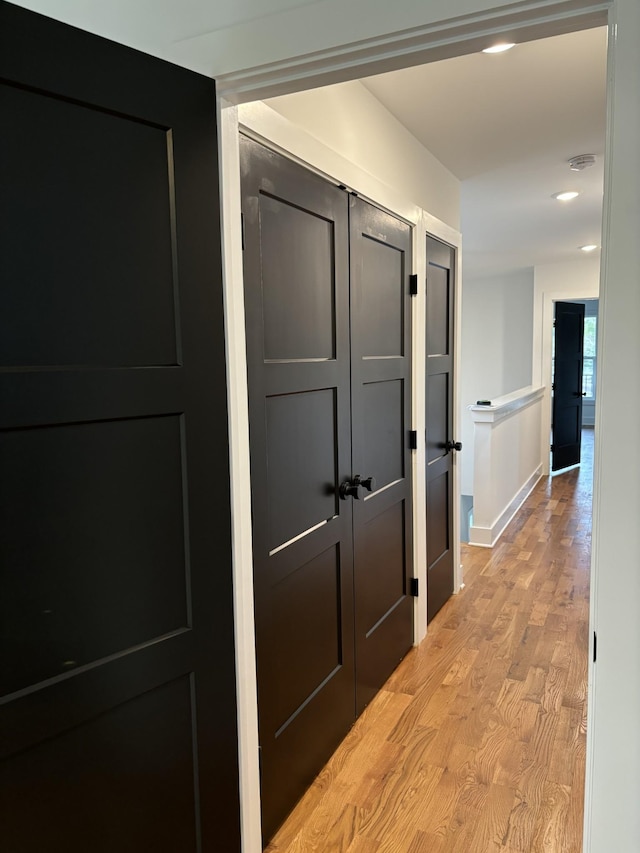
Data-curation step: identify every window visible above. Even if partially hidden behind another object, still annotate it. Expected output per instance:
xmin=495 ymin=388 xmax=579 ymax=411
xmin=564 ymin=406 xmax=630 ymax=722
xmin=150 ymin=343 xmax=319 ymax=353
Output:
xmin=583 ymin=315 xmax=597 ymax=399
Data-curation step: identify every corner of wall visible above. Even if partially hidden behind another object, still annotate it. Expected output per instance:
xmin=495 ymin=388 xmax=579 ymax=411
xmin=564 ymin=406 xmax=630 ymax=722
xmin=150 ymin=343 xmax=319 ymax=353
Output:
xmin=262 ymin=82 xmax=460 ymax=229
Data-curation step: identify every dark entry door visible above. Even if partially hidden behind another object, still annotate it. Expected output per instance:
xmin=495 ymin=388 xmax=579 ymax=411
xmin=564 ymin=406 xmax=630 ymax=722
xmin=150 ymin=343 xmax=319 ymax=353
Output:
xmin=552 ymin=301 xmax=585 ymax=471
xmin=240 ymin=138 xmax=413 ymax=842
xmin=425 ymin=236 xmax=458 ymax=623
xmin=0 ymin=5 xmax=240 ymax=852
xmin=350 ymin=198 xmax=414 ymax=713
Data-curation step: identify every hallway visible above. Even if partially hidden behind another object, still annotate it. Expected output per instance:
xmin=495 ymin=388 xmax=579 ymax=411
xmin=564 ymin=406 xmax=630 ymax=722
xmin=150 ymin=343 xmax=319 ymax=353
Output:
xmin=265 ymin=431 xmax=592 ymax=852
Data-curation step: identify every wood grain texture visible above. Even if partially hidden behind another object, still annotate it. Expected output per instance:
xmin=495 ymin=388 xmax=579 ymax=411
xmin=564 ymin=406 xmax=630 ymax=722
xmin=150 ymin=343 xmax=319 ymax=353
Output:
xmin=265 ymin=431 xmax=592 ymax=852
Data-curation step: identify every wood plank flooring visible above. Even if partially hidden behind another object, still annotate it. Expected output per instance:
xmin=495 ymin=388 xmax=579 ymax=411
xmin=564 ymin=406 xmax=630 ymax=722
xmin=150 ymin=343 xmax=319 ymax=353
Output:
xmin=265 ymin=433 xmax=592 ymax=852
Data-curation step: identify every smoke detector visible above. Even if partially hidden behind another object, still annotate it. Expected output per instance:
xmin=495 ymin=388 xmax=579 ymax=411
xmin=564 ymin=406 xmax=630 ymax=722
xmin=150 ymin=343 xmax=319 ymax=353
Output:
xmin=568 ymin=154 xmax=596 ymax=171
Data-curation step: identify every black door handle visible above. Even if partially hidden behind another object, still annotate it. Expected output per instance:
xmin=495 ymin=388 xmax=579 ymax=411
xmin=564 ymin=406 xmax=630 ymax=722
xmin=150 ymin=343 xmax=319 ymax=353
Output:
xmin=360 ymin=476 xmax=376 ymax=493
xmin=339 ymin=474 xmax=376 ymax=500
xmin=445 ymin=440 xmax=463 ymax=452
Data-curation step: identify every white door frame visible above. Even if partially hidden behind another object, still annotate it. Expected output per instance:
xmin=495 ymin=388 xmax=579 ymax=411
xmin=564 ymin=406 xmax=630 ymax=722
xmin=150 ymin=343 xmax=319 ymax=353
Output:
xmin=216 ymin=2 xmax=627 ymax=850
xmin=541 ymin=293 xmax=600 ymax=474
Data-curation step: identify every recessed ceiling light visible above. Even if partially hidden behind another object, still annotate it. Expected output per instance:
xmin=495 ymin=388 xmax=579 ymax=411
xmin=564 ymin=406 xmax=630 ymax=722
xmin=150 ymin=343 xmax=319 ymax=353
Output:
xmin=482 ymin=43 xmax=516 ymax=54
xmin=553 ymin=191 xmax=580 ymax=201
xmin=579 ymin=244 xmax=599 ymax=252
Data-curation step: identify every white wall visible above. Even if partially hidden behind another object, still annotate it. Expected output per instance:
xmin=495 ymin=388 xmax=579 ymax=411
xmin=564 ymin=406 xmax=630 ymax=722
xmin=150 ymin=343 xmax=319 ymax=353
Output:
xmin=460 ymin=268 xmax=534 ymax=495
xmin=532 ymin=257 xmax=600 ymax=474
xmin=265 ymin=82 xmax=460 ymax=229
xmin=469 ymin=388 xmax=543 ymax=546
xmin=532 ymin=257 xmax=600 ymax=384
xmin=584 ymin=6 xmax=640 ymax=847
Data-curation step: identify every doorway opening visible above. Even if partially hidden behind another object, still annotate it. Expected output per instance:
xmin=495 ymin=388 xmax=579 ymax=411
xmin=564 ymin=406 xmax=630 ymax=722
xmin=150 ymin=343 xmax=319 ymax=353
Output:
xmin=551 ymin=298 xmax=599 ymax=476
xmin=218 ymin=8 xmax=608 ymax=852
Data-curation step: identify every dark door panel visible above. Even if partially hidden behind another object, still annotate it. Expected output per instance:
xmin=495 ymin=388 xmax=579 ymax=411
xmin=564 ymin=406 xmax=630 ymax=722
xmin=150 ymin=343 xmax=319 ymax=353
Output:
xmin=242 ymin=141 xmax=414 ymax=841
xmin=0 ymin=4 xmax=239 ymax=851
xmin=240 ymin=136 xmax=355 ymax=843
xmin=361 ymin=378 xmax=405 ymax=488
xmin=425 ymin=236 xmax=456 ymax=623
xmin=552 ymin=301 xmax=585 ymax=471
xmin=2 ymin=677 xmax=200 ymax=852
xmin=350 ymin=198 xmax=413 ymax=715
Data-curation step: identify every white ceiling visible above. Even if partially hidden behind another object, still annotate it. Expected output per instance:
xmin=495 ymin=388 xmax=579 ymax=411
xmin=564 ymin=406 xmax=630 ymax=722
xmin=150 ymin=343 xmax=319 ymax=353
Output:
xmin=11 ymin=0 xmax=326 ymax=53
xmin=362 ymin=26 xmax=608 ymax=278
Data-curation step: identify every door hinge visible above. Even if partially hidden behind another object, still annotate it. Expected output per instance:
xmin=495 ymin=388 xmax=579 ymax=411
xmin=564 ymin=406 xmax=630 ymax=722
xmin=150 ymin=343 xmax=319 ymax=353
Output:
xmin=409 ymin=274 xmax=418 ymax=296
xmin=241 ymin=212 xmax=245 ymax=250
xmin=410 ymin=577 xmax=419 ymax=597
xmin=409 ymin=430 xmax=418 ymax=450
xmin=593 ymin=631 xmax=597 ymax=663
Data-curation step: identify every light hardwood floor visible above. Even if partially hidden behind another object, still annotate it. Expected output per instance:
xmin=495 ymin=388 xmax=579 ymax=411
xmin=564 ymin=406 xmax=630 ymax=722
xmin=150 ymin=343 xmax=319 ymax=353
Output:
xmin=265 ymin=432 xmax=592 ymax=852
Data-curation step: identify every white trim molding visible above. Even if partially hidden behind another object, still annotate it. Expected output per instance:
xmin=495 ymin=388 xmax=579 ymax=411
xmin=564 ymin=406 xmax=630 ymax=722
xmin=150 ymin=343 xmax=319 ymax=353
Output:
xmin=469 ymin=465 xmax=543 ymax=547
xmin=532 ymin=271 xmax=599 ymax=475
xmin=215 ymin=1 xmax=608 ymax=102
xmin=468 ymin=384 xmax=545 ymax=423
xmin=217 ymin=101 xmax=263 ymax=852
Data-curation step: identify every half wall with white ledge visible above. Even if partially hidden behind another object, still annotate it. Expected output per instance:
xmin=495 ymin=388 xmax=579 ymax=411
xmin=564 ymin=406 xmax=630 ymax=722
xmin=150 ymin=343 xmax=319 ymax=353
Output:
xmin=468 ymin=385 xmax=545 ymax=547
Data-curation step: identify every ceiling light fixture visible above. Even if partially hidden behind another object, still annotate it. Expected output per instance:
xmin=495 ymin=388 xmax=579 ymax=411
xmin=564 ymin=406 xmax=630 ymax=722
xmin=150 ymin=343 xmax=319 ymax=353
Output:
xmin=569 ymin=154 xmax=596 ymax=171
xmin=553 ymin=191 xmax=580 ymax=201
xmin=482 ymin=43 xmax=516 ymax=54
xmin=579 ymin=244 xmax=598 ymax=252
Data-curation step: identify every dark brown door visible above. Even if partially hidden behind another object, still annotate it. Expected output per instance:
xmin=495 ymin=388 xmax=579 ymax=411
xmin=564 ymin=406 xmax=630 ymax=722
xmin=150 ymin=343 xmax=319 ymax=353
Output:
xmin=0 ymin=5 xmax=240 ymax=851
xmin=552 ymin=301 xmax=585 ymax=471
xmin=240 ymin=136 xmax=356 ymax=843
xmin=350 ymin=198 xmax=414 ymax=714
xmin=425 ymin=236 xmax=457 ymax=623
xmin=240 ymin=139 xmax=414 ymax=842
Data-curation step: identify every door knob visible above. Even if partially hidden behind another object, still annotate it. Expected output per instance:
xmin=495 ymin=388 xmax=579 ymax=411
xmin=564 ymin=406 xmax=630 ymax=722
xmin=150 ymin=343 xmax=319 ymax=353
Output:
xmin=339 ymin=479 xmax=363 ymax=500
xmin=360 ymin=476 xmax=376 ymax=493
xmin=339 ymin=474 xmax=376 ymax=500
xmin=445 ymin=440 xmax=462 ymax=452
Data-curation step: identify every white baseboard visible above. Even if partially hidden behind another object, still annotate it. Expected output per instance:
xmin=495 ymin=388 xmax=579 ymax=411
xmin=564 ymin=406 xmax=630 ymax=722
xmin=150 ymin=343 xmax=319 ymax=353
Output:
xmin=468 ymin=465 xmax=543 ymax=548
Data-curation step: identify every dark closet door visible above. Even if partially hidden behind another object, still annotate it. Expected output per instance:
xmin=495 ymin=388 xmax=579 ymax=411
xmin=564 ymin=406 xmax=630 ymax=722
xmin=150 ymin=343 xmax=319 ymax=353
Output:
xmin=350 ymin=197 xmax=414 ymax=714
xmin=425 ymin=236 xmax=457 ymax=623
xmin=240 ymin=136 xmax=356 ymax=843
xmin=552 ymin=301 xmax=585 ymax=471
xmin=0 ymin=5 xmax=239 ymax=851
